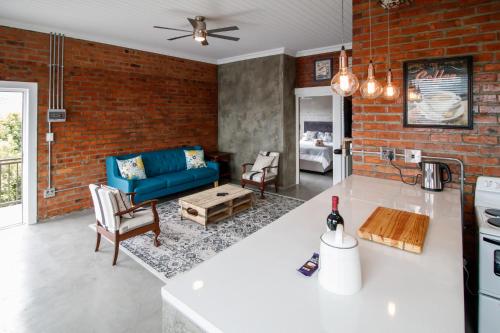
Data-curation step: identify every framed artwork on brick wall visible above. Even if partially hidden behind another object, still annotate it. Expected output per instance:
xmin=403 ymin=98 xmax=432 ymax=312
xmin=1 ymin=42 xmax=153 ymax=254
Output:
xmin=314 ymin=59 xmax=332 ymax=81
xmin=403 ymin=56 xmax=473 ymax=129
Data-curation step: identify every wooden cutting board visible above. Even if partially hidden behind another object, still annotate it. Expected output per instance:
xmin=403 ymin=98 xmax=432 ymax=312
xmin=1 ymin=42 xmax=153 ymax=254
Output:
xmin=357 ymin=207 xmax=430 ymax=254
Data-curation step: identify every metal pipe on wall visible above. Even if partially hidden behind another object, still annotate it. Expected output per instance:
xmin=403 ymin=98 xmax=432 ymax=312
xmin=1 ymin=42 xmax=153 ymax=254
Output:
xmin=61 ymin=34 xmax=64 ymax=108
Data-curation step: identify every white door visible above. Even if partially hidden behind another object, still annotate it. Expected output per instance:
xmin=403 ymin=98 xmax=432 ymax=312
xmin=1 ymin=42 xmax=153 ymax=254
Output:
xmin=295 ymin=87 xmax=346 ymax=186
xmin=0 ymin=82 xmax=38 ymax=226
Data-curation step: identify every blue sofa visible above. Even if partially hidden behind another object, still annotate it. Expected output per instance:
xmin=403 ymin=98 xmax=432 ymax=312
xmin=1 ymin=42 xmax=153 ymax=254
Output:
xmin=106 ymin=146 xmax=219 ymax=203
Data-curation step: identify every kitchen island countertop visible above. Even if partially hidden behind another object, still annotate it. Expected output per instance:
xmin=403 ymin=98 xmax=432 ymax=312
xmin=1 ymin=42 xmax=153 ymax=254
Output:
xmin=161 ymin=175 xmax=464 ymax=333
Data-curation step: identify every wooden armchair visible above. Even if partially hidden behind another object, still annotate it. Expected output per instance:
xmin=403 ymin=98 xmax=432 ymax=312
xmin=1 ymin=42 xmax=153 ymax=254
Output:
xmin=240 ymin=151 xmax=280 ymax=198
xmin=89 ymin=184 xmax=161 ymax=265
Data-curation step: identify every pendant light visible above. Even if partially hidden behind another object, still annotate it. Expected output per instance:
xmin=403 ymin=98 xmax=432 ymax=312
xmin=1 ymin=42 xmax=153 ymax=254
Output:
xmin=360 ymin=0 xmax=383 ymax=99
xmin=382 ymin=8 xmax=400 ymax=100
xmin=331 ymin=0 xmax=359 ymax=97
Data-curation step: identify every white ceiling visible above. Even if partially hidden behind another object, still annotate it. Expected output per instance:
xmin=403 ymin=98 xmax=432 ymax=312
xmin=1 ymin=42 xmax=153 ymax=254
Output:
xmin=0 ymin=0 xmax=352 ymax=64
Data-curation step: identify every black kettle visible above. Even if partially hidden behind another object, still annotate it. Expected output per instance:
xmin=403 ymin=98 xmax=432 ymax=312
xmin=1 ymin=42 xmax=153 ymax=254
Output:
xmin=418 ymin=161 xmax=452 ymax=191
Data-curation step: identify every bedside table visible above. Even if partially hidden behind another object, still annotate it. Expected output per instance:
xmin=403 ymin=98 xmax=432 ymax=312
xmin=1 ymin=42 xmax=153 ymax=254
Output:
xmin=205 ymin=151 xmax=231 ymax=180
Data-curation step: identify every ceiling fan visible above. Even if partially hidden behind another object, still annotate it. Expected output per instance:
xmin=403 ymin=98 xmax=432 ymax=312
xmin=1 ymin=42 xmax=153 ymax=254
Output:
xmin=154 ymin=16 xmax=240 ymax=46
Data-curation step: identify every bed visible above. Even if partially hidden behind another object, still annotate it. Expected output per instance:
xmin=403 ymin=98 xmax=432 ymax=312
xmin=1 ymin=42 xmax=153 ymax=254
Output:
xmin=299 ymin=121 xmax=333 ymax=173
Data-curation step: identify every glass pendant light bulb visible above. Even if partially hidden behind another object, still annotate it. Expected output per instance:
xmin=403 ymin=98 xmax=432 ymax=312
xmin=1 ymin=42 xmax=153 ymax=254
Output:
xmin=382 ymin=69 xmax=400 ymax=100
xmin=360 ymin=60 xmax=383 ymax=99
xmin=331 ymin=46 xmax=359 ymax=97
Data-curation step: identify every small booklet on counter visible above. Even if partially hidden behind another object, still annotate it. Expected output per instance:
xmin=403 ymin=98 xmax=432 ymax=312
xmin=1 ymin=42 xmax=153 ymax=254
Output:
xmin=298 ymin=253 xmax=319 ymax=277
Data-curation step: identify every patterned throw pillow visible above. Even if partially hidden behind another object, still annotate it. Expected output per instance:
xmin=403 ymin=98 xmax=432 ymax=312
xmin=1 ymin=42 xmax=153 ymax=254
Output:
xmin=184 ymin=150 xmax=207 ymax=169
xmin=116 ymin=155 xmax=147 ymax=180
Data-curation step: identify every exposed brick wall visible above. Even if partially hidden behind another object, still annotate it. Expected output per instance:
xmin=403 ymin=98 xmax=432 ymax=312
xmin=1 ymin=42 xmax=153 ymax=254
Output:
xmin=296 ymin=50 xmax=352 ymax=88
xmin=351 ymin=0 xmax=500 ymax=221
xmin=0 ymin=26 xmax=218 ymax=219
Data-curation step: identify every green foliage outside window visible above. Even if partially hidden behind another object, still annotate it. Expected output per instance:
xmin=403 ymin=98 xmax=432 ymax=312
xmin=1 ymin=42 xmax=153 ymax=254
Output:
xmin=0 ymin=113 xmax=22 ymax=205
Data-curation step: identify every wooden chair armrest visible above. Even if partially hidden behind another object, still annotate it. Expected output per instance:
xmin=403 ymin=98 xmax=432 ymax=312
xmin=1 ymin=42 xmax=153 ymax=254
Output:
xmin=261 ymin=165 xmax=278 ymax=171
xmin=241 ymin=163 xmax=254 ymax=173
xmin=115 ymin=199 xmax=158 ymax=216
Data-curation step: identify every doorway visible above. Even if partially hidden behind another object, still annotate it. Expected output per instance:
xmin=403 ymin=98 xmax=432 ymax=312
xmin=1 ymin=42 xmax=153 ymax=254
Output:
xmin=295 ymin=86 xmax=346 ymax=193
xmin=0 ymin=82 xmax=37 ymax=227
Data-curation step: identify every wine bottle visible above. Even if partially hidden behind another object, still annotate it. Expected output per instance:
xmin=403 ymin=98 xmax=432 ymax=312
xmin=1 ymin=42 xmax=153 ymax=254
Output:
xmin=327 ymin=196 xmax=344 ymax=231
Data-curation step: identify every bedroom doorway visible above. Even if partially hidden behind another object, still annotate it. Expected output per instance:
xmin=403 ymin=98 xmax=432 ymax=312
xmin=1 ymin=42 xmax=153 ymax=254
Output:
xmin=298 ymin=96 xmax=333 ymax=191
xmin=295 ymin=86 xmax=346 ymax=193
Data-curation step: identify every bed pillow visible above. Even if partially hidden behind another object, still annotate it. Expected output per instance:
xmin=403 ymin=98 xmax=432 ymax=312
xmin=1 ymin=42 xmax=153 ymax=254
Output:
xmin=323 ymin=132 xmax=333 ymax=142
xmin=304 ymin=131 xmax=317 ymax=141
xmin=184 ymin=149 xmax=207 ymax=169
xmin=116 ymin=155 xmax=147 ymax=180
xmin=251 ymin=154 xmax=275 ymax=172
xmin=317 ymin=132 xmax=325 ymax=140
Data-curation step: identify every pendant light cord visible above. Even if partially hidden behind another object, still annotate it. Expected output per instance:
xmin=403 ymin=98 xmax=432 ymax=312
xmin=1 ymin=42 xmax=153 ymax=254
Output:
xmin=341 ymin=0 xmax=345 ymax=45
xmin=387 ymin=8 xmax=391 ymax=69
xmin=369 ymin=0 xmax=372 ymax=60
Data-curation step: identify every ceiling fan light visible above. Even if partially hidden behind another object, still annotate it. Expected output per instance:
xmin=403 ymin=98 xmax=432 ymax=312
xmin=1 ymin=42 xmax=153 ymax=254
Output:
xmin=194 ymin=29 xmax=206 ymax=42
xmin=360 ymin=60 xmax=383 ymax=99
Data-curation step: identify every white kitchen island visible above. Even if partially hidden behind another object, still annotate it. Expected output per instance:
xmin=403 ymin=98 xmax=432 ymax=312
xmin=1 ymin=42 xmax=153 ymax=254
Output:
xmin=161 ymin=175 xmax=464 ymax=333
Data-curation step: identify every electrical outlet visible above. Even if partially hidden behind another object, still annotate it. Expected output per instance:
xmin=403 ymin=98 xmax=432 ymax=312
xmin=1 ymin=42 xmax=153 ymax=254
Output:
xmin=43 ymin=188 xmax=56 ymax=198
xmin=404 ymin=149 xmax=422 ymax=163
xmin=380 ymin=147 xmax=395 ymax=161
xmin=46 ymin=132 xmax=54 ymax=142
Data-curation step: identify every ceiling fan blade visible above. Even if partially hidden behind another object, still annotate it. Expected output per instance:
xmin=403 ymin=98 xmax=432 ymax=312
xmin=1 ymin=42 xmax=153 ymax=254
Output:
xmin=202 ymin=40 xmax=209 ymax=46
xmin=206 ymin=26 xmax=239 ymax=33
xmin=187 ymin=17 xmax=197 ymax=28
xmin=168 ymin=34 xmax=193 ymax=41
xmin=207 ymin=33 xmax=240 ymax=41
xmin=154 ymin=26 xmax=192 ymax=33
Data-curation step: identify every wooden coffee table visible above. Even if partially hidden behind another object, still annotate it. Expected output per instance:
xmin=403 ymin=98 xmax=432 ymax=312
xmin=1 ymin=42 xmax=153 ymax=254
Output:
xmin=179 ymin=184 xmax=255 ymax=229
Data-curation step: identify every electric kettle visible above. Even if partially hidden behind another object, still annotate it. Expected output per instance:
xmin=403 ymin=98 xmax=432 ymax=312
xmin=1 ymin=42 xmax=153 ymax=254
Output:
xmin=318 ymin=224 xmax=362 ymax=295
xmin=419 ymin=161 xmax=451 ymax=191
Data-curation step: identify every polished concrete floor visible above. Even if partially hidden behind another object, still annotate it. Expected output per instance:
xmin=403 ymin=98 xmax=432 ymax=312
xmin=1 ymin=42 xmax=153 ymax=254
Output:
xmin=0 ymin=203 xmax=22 ymax=229
xmin=279 ymin=170 xmax=333 ymax=201
xmin=0 ymin=177 xmax=331 ymax=333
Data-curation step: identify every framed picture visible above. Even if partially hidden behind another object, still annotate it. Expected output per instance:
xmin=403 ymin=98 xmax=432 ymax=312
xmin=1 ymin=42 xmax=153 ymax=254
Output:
xmin=403 ymin=56 xmax=473 ymax=129
xmin=314 ymin=59 xmax=332 ymax=81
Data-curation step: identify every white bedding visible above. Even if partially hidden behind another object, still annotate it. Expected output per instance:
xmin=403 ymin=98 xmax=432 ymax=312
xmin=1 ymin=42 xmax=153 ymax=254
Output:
xmin=299 ymin=140 xmax=333 ymax=169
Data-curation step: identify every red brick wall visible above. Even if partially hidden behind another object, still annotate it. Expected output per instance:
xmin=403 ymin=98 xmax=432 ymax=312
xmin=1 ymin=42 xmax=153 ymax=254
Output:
xmin=296 ymin=50 xmax=352 ymax=88
xmin=351 ymin=0 xmax=500 ymax=221
xmin=0 ymin=26 xmax=218 ymax=219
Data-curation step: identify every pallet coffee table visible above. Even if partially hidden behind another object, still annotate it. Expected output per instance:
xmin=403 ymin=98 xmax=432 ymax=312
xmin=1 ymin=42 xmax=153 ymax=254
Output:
xmin=179 ymin=184 xmax=255 ymax=229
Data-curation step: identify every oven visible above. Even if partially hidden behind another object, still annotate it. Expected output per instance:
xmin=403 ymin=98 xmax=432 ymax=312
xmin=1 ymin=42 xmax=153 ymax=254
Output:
xmin=480 ymin=234 xmax=500 ymax=298
xmin=479 ymin=232 xmax=500 ymax=332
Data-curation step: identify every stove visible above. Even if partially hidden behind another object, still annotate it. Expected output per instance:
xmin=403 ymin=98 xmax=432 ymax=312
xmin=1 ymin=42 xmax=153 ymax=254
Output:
xmin=475 ymin=176 xmax=500 ymax=332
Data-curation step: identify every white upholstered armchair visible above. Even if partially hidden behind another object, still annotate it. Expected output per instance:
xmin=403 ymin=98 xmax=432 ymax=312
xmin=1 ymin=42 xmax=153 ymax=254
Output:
xmin=89 ymin=184 xmax=161 ymax=265
xmin=241 ymin=151 xmax=279 ymax=198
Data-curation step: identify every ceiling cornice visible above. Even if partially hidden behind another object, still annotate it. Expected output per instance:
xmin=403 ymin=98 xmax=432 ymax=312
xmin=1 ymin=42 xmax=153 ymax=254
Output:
xmin=216 ymin=47 xmax=296 ymax=65
xmin=295 ymin=43 xmax=352 ymax=57
xmin=0 ymin=19 xmax=218 ymax=64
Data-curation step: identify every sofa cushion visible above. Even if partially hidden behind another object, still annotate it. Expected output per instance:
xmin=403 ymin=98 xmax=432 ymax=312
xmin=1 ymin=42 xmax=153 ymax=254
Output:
xmin=186 ymin=167 xmax=218 ymax=180
xmin=134 ymin=176 xmax=168 ymax=194
xmin=164 ymin=171 xmax=196 ymax=187
xmin=141 ymin=149 xmax=187 ymax=177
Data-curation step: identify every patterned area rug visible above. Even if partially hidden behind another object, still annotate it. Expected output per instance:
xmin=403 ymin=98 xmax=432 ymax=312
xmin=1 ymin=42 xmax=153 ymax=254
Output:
xmin=94 ymin=191 xmax=303 ymax=281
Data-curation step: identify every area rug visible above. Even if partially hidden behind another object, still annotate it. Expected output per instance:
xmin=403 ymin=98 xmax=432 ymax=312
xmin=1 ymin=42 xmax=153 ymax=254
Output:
xmin=91 ymin=191 xmax=303 ymax=282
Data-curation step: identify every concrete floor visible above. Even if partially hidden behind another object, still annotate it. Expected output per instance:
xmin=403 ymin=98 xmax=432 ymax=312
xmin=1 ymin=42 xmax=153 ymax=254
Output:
xmin=0 ymin=178 xmax=330 ymax=333
xmin=279 ymin=171 xmax=333 ymax=201
xmin=0 ymin=203 xmax=22 ymax=229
